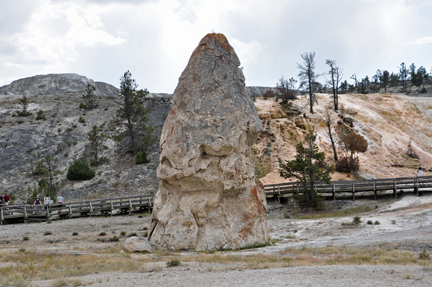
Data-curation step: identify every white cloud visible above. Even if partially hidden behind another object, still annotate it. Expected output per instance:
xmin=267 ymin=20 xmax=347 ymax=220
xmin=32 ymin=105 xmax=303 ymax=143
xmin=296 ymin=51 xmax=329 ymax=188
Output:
xmin=0 ymin=1 xmax=125 ymax=72
xmin=408 ymin=36 xmax=432 ymax=45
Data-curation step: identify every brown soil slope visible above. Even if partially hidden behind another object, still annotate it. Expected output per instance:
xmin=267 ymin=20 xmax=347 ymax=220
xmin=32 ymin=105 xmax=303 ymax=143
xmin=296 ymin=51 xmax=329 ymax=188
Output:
xmin=253 ymin=93 xmax=432 ymax=185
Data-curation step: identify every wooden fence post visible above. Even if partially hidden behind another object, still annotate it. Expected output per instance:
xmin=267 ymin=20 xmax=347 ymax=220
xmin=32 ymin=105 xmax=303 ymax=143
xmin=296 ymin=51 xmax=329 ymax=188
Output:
xmin=129 ymin=198 xmax=133 ymax=215
xmin=0 ymin=207 xmax=4 ymax=225
xmin=393 ymin=180 xmax=397 ymax=198
xmin=89 ymin=201 xmax=93 ymax=217
xmin=23 ymin=205 xmax=27 ymax=224
xmin=110 ymin=201 xmax=114 ymax=217
xmin=332 ymin=183 xmax=336 ymax=201
xmin=352 ymin=182 xmax=355 ymax=200
xmin=277 ymin=185 xmax=281 ymax=204
xmin=373 ymin=181 xmax=377 ymax=200
xmin=68 ymin=205 xmax=72 ymax=218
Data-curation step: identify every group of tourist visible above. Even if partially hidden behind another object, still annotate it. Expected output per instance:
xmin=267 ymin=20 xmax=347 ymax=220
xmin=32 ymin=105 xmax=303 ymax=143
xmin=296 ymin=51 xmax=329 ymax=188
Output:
xmin=0 ymin=192 xmax=64 ymax=209
xmin=33 ymin=193 xmax=64 ymax=208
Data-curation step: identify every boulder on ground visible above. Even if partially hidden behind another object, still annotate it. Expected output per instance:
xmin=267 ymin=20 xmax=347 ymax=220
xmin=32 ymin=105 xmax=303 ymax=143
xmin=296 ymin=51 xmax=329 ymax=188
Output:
xmin=122 ymin=236 xmax=159 ymax=253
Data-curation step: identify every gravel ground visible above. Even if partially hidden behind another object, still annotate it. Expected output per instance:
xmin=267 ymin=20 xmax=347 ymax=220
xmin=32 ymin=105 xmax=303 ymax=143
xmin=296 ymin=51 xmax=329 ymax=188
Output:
xmin=1 ymin=194 xmax=432 ymax=286
xmin=33 ymin=265 xmax=432 ymax=287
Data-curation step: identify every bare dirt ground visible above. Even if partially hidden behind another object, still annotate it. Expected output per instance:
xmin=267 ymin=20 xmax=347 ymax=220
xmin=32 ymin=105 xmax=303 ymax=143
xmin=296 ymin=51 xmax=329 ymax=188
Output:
xmin=1 ymin=194 xmax=432 ymax=286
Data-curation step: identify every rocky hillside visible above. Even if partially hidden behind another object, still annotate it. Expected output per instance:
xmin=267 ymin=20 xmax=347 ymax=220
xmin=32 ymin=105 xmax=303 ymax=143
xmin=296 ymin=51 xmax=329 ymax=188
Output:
xmin=253 ymin=92 xmax=432 ymax=185
xmin=0 ymin=74 xmax=171 ymax=202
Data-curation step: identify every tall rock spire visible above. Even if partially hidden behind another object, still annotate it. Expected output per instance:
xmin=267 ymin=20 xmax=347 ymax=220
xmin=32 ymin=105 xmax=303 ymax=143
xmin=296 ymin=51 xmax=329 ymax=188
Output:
xmin=148 ymin=33 xmax=269 ymax=250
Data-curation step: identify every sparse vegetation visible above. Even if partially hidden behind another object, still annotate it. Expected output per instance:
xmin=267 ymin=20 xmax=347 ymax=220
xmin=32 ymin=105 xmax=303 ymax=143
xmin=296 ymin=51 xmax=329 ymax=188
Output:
xmin=135 ymin=150 xmax=150 ymax=164
xmin=72 ymin=232 xmax=79 ymax=236
xmin=110 ymin=236 xmax=119 ymax=242
xmin=419 ymin=249 xmax=430 ymax=260
xmin=36 ymin=110 xmax=46 ymax=120
xmin=44 ymin=231 xmax=53 ymax=236
xmin=166 ymin=259 xmax=181 ymax=267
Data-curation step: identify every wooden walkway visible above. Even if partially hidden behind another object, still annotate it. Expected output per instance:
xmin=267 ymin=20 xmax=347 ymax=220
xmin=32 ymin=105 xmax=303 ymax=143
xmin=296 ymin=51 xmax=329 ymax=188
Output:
xmin=0 ymin=195 xmax=153 ymax=225
xmin=264 ymin=175 xmax=432 ymax=202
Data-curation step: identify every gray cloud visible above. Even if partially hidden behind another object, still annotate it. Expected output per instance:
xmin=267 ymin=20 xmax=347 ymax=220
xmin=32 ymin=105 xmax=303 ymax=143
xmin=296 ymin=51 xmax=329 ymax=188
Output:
xmin=0 ymin=0 xmax=431 ymax=92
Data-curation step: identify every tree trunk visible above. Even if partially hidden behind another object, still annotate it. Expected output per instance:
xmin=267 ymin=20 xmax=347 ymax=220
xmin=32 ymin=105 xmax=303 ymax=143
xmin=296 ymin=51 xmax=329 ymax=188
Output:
xmin=308 ymin=77 xmax=314 ymax=114
xmin=328 ymin=127 xmax=338 ymax=161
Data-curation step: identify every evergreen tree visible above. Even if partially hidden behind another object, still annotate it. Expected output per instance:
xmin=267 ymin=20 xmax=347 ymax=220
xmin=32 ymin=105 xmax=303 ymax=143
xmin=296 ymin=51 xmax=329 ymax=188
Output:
xmin=111 ymin=70 xmax=157 ymax=155
xmin=399 ymin=62 xmax=408 ymax=92
xmin=82 ymin=83 xmax=99 ymax=109
xmin=382 ymin=70 xmax=390 ymax=92
xmin=278 ymin=131 xmax=334 ymax=208
xmin=88 ymin=124 xmax=105 ymax=166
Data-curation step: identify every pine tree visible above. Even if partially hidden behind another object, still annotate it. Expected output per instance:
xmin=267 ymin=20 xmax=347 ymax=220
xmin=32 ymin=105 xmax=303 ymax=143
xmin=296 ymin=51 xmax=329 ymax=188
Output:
xmin=278 ymin=131 xmax=334 ymax=208
xmin=88 ymin=125 xmax=104 ymax=166
xmin=111 ymin=71 xmax=156 ymax=155
xmin=82 ymin=83 xmax=99 ymax=110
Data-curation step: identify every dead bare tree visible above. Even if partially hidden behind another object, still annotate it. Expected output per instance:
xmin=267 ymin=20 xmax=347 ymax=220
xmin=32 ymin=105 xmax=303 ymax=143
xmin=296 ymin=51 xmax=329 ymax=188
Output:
xmin=275 ymin=76 xmax=297 ymax=105
xmin=323 ymin=109 xmax=338 ymax=161
xmin=297 ymin=52 xmax=319 ymax=114
xmin=326 ymin=59 xmax=343 ymax=111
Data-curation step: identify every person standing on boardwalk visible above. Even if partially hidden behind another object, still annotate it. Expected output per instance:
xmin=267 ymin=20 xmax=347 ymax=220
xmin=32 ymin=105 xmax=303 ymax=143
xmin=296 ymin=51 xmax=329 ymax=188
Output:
xmin=418 ymin=167 xmax=423 ymax=177
xmin=3 ymin=193 xmax=10 ymax=205
xmin=33 ymin=195 xmax=42 ymax=214
xmin=56 ymin=193 xmax=64 ymax=213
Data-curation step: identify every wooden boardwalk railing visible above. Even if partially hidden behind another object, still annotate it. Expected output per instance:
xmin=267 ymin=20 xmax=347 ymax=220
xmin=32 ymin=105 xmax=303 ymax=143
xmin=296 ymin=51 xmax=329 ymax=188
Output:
xmin=264 ymin=175 xmax=432 ymax=202
xmin=0 ymin=194 xmax=154 ymax=225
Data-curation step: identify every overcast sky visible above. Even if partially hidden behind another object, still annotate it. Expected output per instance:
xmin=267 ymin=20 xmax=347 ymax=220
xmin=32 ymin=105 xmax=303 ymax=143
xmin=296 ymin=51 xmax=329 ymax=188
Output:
xmin=1 ymin=0 xmax=431 ymax=93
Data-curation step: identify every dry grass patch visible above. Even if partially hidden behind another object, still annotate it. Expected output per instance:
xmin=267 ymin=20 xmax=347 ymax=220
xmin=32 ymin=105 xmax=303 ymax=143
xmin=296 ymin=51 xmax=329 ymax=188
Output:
xmin=299 ymin=206 xmax=372 ymax=219
xmin=0 ymin=251 xmax=149 ymax=284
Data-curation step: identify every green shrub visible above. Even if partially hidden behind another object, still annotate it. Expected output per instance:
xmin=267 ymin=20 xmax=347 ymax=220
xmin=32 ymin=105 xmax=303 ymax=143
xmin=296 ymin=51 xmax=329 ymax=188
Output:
xmin=419 ymin=249 xmax=430 ymax=260
xmin=135 ymin=151 xmax=150 ymax=164
xmin=166 ymin=259 xmax=181 ymax=267
xmin=44 ymin=231 xmax=53 ymax=236
xmin=72 ymin=232 xmax=78 ymax=236
xmin=23 ymin=236 xmax=29 ymax=241
xmin=366 ymin=220 xmax=373 ymax=225
xmin=78 ymin=116 xmax=85 ymax=123
xmin=79 ymin=103 xmax=86 ymax=109
xmin=353 ymin=216 xmax=361 ymax=225
xmin=99 ymin=232 xmax=107 ymax=236
xmin=36 ymin=110 xmax=46 ymax=120
xmin=110 ymin=236 xmax=119 ymax=242
xmin=66 ymin=159 xmax=95 ymax=180
xmin=120 ymin=231 xmax=126 ymax=237
xmin=127 ymin=232 xmax=137 ymax=237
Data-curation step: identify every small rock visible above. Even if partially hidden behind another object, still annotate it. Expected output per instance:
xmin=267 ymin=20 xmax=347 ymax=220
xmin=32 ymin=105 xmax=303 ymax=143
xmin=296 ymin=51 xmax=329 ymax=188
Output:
xmin=48 ymin=238 xmax=60 ymax=243
xmin=122 ymin=236 xmax=159 ymax=253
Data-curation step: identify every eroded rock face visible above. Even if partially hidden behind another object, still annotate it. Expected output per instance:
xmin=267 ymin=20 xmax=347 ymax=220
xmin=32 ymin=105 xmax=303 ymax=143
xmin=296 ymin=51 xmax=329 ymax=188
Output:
xmin=148 ymin=33 xmax=269 ymax=251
